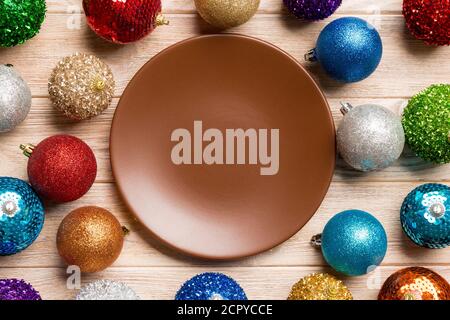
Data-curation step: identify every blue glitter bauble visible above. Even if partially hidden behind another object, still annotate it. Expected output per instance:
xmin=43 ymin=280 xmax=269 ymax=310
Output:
xmin=175 ymin=273 xmax=247 ymax=300
xmin=0 ymin=177 xmax=44 ymax=255
xmin=309 ymin=17 xmax=383 ymax=83
xmin=284 ymin=0 xmax=342 ymax=21
xmin=401 ymin=183 xmax=450 ymax=249
xmin=321 ymin=210 xmax=387 ymax=276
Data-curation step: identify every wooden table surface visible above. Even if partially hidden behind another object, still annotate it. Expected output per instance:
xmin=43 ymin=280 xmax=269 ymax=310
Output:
xmin=0 ymin=0 xmax=449 ymax=300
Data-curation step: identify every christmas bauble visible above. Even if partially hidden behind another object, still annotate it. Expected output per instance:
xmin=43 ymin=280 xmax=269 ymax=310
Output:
xmin=194 ymin=0 xmax=260 ymax=29
xmin=175 ymin=273 xmax=247 ymax=300
xmin=0 ymin=65 xmax=32 ymax=132
xmin=402 ymin=84 xmax=450 ymax=164
xmin=21 ymin=135 xmax=97 ymax=203
xmin=337 ymin=103 xmax=405 ymax=171
xmin=57 ymin=206 xmax=124 ymax=273
xmin=284 ymin=0 xmax=342 ymax=21
xmin=0 ymin=279 xmax=41 ymax=300
xmin=0 ymin=0 xmax=46 ymax=47
xmin=316 ymin=210 xmax=387 ymax=276
xmin=379 ymin=267 xmax=450 ymax=300
xmin=403 ymin=0 xmax=450 ymax=46
xmin=76 ymin=280 xmax=139 ymax=300
xmin=288 ymin=273 xmax=352 ymax=300
xmin=83 ymin=0 xmax=167 ymax=44
xmin=0 ymin=177 xmax=44 ymax=255
xmin=401 ymin=183 xmax=450 ymax=249
xmin=306 ymin=17 xmax=382 ymax=83
xmin=48 ymin=53 xmax=115 ymax=120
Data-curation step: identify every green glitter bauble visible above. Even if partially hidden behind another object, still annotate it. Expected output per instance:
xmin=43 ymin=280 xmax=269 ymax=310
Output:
xmin=402 ymin=84 xmax=450 ymax=164
xmin=0 ymin=0 xmax=46 ymax=47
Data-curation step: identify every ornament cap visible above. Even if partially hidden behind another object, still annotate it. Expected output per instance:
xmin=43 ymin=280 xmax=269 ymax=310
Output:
xmin=155 ymin=14 xmax=169 ymax=27
xmin=122 ymin=226 xmax=130 ymax=236
xmin=429 ymin=202 xmax=446 ymax=219
xmin=310 ymin=233 xmax=322 ymax=247
xmin=20 ymin=144 xmax=35 ymax=158
xmin=340 ymin=102 xmax=354 ymax=115
xmin=304 ymin=49 xmax=318 ymax=62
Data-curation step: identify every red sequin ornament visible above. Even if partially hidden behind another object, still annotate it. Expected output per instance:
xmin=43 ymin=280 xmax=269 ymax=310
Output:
xmin=21 ymin=135 xmax=97 ymax=203
xmin=83 ymin=0 xmax=168 ymax=44
xmin=378 ymin=267 xmax=450 ymax=300
xmin=403 ymin=0 xmax=450 ymax=46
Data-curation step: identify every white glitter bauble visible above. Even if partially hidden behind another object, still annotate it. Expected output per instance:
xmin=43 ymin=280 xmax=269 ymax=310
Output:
xmin=76 ymin=280 xmax=140 ymax=300
xmin=337 ymin=103 xmax=405 ymax=171
xmin=0 ymin=65 xmax=32 ymax=132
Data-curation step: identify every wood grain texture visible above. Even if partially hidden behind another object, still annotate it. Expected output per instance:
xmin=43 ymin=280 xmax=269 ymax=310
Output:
xmin=0 ymin=266 xmax=449 ymax=300
xmin=0 ymin=14 xmax=448 ymax=98
xmin=0 ymin=0 xmax=449 ymax=300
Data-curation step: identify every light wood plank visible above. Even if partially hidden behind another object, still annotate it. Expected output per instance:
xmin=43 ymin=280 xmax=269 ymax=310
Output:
xmin=0 ymin=266 xmax=448 ymax=300
xmin=1 ymin=98 xmax=448 ymax=183
xmin=0 ymin=14 xmax=448 ymax=98
xmin=47 ymin=0 xmax=404 ymax=14
xmin=0 ymin=181 xmax=449 ymax=268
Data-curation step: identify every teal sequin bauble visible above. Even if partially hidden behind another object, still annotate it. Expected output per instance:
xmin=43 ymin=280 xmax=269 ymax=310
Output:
xmin=0 ymin=0 xmax=46 ymax=47
xmin=0 ymin=177 xmax=44 ymax=255
xmin=319 ymin=210 xmax=387 ymax=276
xmin=401 ymin=183 xmax=450 ymax=249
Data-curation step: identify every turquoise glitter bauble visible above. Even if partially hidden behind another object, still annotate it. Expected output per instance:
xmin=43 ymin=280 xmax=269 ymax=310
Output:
xmin=0 ymin=177 xmax=44 ymax=255
xmin=320 ymin=210 xmax=387 ymax=276
xmin=401 ymin=183 xmax=450 ymax=249
xmin=175 ymin=273 xmax=247 ymax=300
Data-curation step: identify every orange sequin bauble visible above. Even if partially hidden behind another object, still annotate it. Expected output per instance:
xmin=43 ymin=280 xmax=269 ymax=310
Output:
xmin=57 ymin=206 xmax=124 ymax=273
xmin=379 ymin=267 xmax=450 ymax=300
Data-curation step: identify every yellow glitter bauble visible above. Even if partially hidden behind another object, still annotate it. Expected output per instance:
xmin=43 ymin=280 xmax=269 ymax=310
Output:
xmin=194 ymin=0 xmax=260 ymax=29
xmin=48 ymin=53 xmax=115 ymax=120
xmin=288 ymin=273 xmax=353 ymax=300
xmin=56 ymin=206 xmax=125 ymax=273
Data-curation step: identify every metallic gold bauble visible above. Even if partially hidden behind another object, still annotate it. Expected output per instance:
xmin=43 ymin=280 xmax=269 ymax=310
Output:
xmin=379 ymin=267 xmax=450 ymax=300
xmin=56 ymin=206 xmax=124 ymax=273
xmin=194 ymin=0 xmax=260 ymax=29
xmin=48 ymin=53 xmax=115 ymax=120
xmin=288 ymin=273 xmax=353 ymax=300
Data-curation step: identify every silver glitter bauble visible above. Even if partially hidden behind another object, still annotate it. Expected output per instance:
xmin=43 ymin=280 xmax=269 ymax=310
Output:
xmin=337 ymin=103 xmax=405 ymax=171
xmin=76 ymin=280 xmax=140 ymax=300
xmin=0 ymin=65 xmax=32 ymax=132
xmin=48 ymin=53 xmax=115 ymax=121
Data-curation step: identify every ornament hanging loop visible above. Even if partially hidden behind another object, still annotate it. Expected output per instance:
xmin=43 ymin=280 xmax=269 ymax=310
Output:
xmin=155 ymin=14 xmax=169 ymax=26
xmin=310 ymin=234 xmax=322 ymax=248
xmin=304 ymin=49 xmax=318 ymax=62
xmin=340 ymin=102 xmax=354 ymax=115
xmin=20 ymin=144 xmax=35 ymax=157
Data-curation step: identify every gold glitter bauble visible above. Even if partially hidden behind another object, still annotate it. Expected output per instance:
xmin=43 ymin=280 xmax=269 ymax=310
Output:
xmin=194 ymin=0 xmax=260 ymax=29
xmin=48 ymin=53 xmax=115 ymax=120
xmin=288 ymin=273 xmax=353 ymax=300
xmin=378 ymin=267 xmax=450 ymax=300
xmin=57 ymin=206 xmax=124 ymax=273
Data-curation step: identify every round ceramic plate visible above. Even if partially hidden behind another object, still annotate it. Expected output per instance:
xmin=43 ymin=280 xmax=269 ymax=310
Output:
xmin=110 ymin=34 xmax=335 ymax=260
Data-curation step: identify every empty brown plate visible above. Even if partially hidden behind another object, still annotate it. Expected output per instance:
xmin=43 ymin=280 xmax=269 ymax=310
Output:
xmin=110 ymin=34 xmax=335 ymax=260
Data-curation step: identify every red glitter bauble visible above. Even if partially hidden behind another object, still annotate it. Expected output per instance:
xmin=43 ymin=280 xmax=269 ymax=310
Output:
xmin=378 ymin=267 xmax=450 ymax=300
xmin=403 ymin=0 xmax=450 ymax=46
xmin=22 ymin=135 xmax=97 ymax=203
xmin=82 ymin=0 xmax=166 ymax=44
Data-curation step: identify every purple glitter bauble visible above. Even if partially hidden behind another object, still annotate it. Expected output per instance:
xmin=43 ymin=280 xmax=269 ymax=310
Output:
xmin=0 ymin=279 xmax=41 ymax=300
xmin=284 ymin=0 xmax=342 ymax=21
